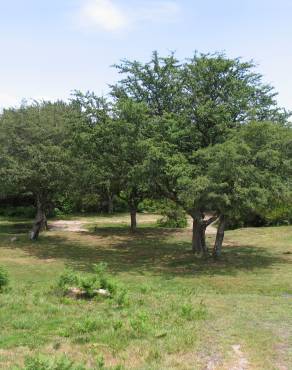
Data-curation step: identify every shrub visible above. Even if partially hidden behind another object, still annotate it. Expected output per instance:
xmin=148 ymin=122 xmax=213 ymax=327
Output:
xmin=138 ymin=199 xmax=164 ymax=213
xmin=264 ymin=203 xmax=292 ymax=226
xmin=0 ymin=206 xmax=35 ymax=218
xmin=56 ymin=263 xmax=125 ymax=300
xmin=0 ymin=266 xmax=8 ymax=292
xmin=157 ymin=202 xmax=188 ymax=228
xmin=57 ymin=268 xmax=79 ymax=291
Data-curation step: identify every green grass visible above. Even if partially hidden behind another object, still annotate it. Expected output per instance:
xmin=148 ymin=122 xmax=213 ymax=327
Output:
xmin=0 ymin=215 xmax=291 ymax=369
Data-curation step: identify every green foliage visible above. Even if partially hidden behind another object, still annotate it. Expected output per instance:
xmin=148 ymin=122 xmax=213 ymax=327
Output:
xmin=20 ymin=355 xmax=82 ymax=370
xmin=58 ymin=269 xmax=79 ymax=290
xmin=130 ymin=311 xmax=150 ymax=335
xmin=262 ymin=201 xmax=292 ymax=226
xmin=157 ymin=201 xmax=188 ymax=228
xmin=0 ymin=101 xmax=75 ymax=240
xmin=57 ymin=263 xmax=124 ymax=299
xmin=180 ymin=301 xmax=208 ymax=321
xmin=137 ymin=199 xmax=163 ymax=213
xmin=18 ymin=354 xmax=123 ymax=370
xmin=0 ymin=206 xmax=35 ymax=218
xmin=0 ymin=266 xmax=9 ymax=292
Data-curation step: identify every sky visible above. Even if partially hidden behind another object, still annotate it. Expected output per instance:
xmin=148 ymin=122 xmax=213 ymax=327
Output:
xmin=0 ymin=0 xmax=292 ymax=111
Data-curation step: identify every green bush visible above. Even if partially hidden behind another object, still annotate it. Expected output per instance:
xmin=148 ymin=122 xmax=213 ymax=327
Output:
xmin=57 ymin=263 xmax=125 ymax=300
xmin=138 ymin=199 xmax=164 ymax=213
xmin=0 ymin=266 xmax=9 ymax=292
xmin=157 ymin=202 xmax=188 ymax=228
xmin=0 ymin=206 xmax=35 ymax=218
xmin=263 ymin=203 xmax=292 ymax=226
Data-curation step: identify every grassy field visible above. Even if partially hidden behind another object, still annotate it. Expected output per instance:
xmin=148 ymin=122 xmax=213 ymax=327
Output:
xmin=0 ymin=214 xmax=291 ymax=369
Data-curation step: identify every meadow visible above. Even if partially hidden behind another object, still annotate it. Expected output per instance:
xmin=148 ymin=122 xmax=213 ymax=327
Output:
xmin=0 ymin=214 xmax=291 ymax=369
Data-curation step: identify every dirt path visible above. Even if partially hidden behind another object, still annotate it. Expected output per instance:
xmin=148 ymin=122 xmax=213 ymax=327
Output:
xmin=49 ymin=220 xmax=88 ymax=232
xmin=230 ymin=344 xmax=249 ymax=370
xmin=49 ymin=214 xmax=217 ymax=234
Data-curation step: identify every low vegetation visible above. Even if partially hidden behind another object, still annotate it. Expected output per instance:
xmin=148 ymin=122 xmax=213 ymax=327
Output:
xmin=0 ymin=214 xmax=291 ymax=369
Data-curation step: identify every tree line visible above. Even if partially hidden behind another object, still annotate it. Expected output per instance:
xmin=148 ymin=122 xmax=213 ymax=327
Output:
xmin=0 ymin=52 xmax=291 ymax=257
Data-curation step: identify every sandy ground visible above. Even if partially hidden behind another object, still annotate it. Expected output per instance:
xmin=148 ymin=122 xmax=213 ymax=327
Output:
xmin=49 ymin=214 xmax=217 ymax=234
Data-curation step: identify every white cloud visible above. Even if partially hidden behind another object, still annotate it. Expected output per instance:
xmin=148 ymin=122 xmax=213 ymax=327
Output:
xmin=77 ymin=0 xmax=180 ymax=32
xmin=79 ymin=0 xmax=129 ymax=32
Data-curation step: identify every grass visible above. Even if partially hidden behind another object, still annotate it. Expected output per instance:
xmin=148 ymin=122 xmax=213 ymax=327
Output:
xmin=0 ymin=214 xmax=291 ymax=369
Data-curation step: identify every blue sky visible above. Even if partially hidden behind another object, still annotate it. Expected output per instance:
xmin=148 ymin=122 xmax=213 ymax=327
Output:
xmin=1 ymin=0 xmax=292 ymax=110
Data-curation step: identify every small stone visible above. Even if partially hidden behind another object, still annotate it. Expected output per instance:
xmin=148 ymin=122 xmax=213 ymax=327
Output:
xmin=95 ymin=288 xmax=110 ymax=297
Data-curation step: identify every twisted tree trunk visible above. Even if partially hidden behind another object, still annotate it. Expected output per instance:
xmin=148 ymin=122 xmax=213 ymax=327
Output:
xmin=213 ymin=215 xmax=225 ymax=258
xmin=192 ymin=213 xmax=218 ymax=255
xmin=30 ymin=198 xmax=47 ymax=240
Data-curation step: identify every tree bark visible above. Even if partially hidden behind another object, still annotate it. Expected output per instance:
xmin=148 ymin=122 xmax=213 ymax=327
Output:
xmin=200 ymin=224 xmax=208 ymax=256
xmin=213 ymin=215 xmax=225 ymax=258
xmin=30 ymin=198 xmax=46 ymax=240
xmin=192 ymin=216 xmax=203 ymax=254
xmin=108 ymin=195 xmax=114 ymax=214
xmin=130 ymin=208 xmax=137 ymax=233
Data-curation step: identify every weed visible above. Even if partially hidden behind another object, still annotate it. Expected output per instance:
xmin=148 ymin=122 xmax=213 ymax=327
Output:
xmin=130 ymin=312 xmax=150 ymax=335
xmin=0 ymin=266 xmax=9 ymax=292
xmin=180 ymin=303 xmax=194 ymax=321
xmin=180 ymin=301 xmax=208 ymax=321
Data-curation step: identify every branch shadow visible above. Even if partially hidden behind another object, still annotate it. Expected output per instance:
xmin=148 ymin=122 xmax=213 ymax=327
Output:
xmin=2 ymin=226 xmax=290 ymax=277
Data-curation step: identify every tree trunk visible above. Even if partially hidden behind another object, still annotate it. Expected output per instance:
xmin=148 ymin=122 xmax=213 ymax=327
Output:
xmin=192 ymin=217 xmax=203 ymax=253
xmin=213 ymin=215 xmax=225 ymax=258
xmin=200 ymin=224 xmax=208 ymax=256
xmin=30 ymin=199 xmax=46 ymax=240
xmin=130 ymin=208 xmax=137 ymax=233
xmin=108 ymin=195 xmax=114 ymax=214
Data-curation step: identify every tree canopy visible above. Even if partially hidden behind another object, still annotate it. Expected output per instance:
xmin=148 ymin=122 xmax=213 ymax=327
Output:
xmin=0 ymin=51 xmax=291 ymax=252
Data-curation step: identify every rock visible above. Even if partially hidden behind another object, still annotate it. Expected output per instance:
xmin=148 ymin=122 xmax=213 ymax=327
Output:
xmin=95 ymin=288 xmax=110 ymax=297
xmin=66 ymin=287 xmax=110 ymax=299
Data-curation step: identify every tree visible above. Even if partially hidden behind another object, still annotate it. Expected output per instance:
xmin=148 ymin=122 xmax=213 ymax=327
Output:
xmin=118 ymin=51 xmax=289 ymax=252
xmin=191 ymin=121 xmax=292 ymax=257
xmin=71 ymin=92 xmax=151 ymax=231
xmin=112 ymin=98 xmax=150 ymax=231
xmin=112 ymin=51 xmax=182 ymax=116
xmin=70 ymin=91 xmax=118 ymax=215
xmin=0 ymin=101 xmax=73 ymax=240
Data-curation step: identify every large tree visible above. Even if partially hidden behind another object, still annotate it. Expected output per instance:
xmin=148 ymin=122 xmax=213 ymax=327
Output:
xmin=192 ymin=121 xmax=292 ymax=256
xmin=71 ymin=92 xmax=151 ymax=231
xmin=119 ymin=51 xmax=289 ymax=252
xmin=0 ymin=101 xmax=73 ymax=240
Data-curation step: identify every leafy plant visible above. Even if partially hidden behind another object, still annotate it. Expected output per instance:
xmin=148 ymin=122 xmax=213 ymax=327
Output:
xmin=157 ymin=202 xmax=188 ymax=228
xmin=56 ymin=263 xmax=124 ymax=300
xmin=180 ymin=301 xmax=208 ymax=321
xmin=18 ymin=354 xmax=124 ymax=370
xmin=0 ymin=266 xmax=8 ymax=292
xmin=130 ymin=312 xmax=150 ymax=335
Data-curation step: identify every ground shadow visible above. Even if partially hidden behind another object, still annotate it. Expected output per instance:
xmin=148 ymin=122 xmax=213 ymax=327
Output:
xmin=2 ymin=225 xmax=290 ymax=277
